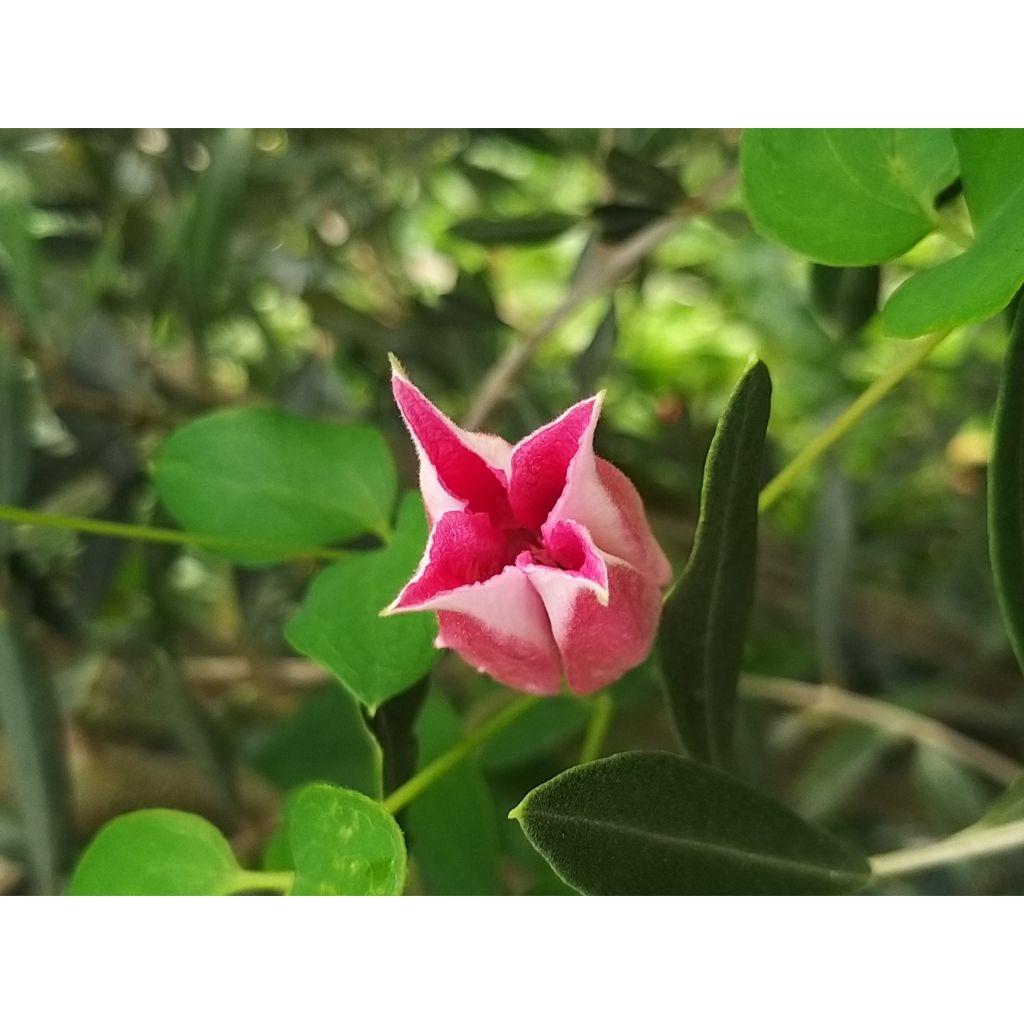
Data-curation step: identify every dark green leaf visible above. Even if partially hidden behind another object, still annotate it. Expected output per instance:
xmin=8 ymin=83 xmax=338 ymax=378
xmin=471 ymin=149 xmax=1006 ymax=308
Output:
xmin=450 ymin=214 xmax=578 ymax=246
xmin=0 ymin=188 xmax=44 ymax=337
xmin=511 ymin=751 xmax=871 ymax=895
xmin=657 ymin=359 xmax=772 ymax=769
xmin=975 ymin=772 xmax=1024 ymax=829
xmin=572 ymin=300 xmax=617 ymax=395
xmin=606 ymin=147 xmax=685 ymax=207
xmin=367 ymin=676 xmax=429 ymax=797
xmin=593 ymin=203 xmax=665 ymax=242
xmin=481 ymin=695 xmax=590 ymax=772
xmin=742 ymin=129 xmax=957 ymax=264
xmin=285 ymin=492 xmax=439 ymax=710
xmin=152 ymin=407 xmax=397 ymax=563
xmin=0 ymin=610 xmax=74 ymax=894
xmin=952 ymin=129 xmax=1024 ymax=232
xmin=249 ymin=685 xmax=384 ymax=799
xmin=988 ymin=304 xmax=1024 ymax=674
xmin=68 ymin=809 xmax=240 ymax=895
xmin=0 ymin=336 xmax=30 ymax=556
xmin=809 ymin=265 xmax=880 ymax=340
xmin=407 ymin=693 xmax=501 ymax=894
xmin=793 ymin=726 xmax=893 ymax=822
xmin=883 ymin=138 xmax=1024 ymax=337
xmin=288 ymin=783 xmax=406 ymax=895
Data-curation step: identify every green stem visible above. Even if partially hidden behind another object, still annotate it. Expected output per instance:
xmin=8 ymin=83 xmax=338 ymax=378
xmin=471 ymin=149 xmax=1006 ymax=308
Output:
xmin=0 ymin=503 xmax=350 ymax=562
xmin=579 ymin=693 xmax=614 ymax=763
xmin=383 ymin=695 xmax=538 ymax=815
xmin=225 ymin=869 xmax=295 ymax=895
xmin=869 ymin=820 xmax=1024 ymax=879
xmin=758 ymin=329 xmax=951 ymax=513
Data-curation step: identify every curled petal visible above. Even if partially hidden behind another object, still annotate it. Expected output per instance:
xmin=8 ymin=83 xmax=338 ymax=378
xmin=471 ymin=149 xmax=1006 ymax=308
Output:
xmin=521 ymin=524 xmax=661 ymax=695
xmin=391 ymin=360 xmax=513 ymax=524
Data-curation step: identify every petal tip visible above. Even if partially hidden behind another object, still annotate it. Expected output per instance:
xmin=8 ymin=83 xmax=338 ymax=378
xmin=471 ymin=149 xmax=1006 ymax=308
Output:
xmin=388 ymin=352 xmax=409 ymax=381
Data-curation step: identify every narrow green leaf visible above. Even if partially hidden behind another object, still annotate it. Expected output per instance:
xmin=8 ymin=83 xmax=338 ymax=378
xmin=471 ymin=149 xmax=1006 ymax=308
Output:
xmin=152 ymin=407 xmax=397 ymax=564
xmin=742 ymin=129 xmax=957 ymax=265
xmin=606 ymin=147 xmax=684 ymax=208
xmin=68 ymin=809 xmax=240 ymax=895
xmin=0 ymin=186 xmax=44 ymax=337
xmin=952 ymin=128 xmax=1024 ymax=232
xmin=974 ymin=771 xmax=1024 ymax=829
xmin=0 ymin=610 xmax=74 ymax=894
xmin=0 ymin=336 xmax=29 ymax=556
xmin=511 ymin=751 xmax=871 ymax=895
xmin=450 ymin=213 xmax=578 ymax=246
xmin=408 ymin=693 xmax=501 ymax=895
xmin=288 ymin=783 xmax=406 ymax=895
xmin=657 ymin=359 xmax=772 ymax=769
xmin=572 ymin=300 xmax=618 ymax=396
xmin=809 ymin=265 xmax=880 ymax=340
xmin=285 ymin=492 xmax=439 ymax=710
xmin=249 ymin=685 xmax=384 ymax=799
xmin=988 ymin=303 xmax=1024 ymax=674
xmin=367 ymin=677 xmax=429 ymax=798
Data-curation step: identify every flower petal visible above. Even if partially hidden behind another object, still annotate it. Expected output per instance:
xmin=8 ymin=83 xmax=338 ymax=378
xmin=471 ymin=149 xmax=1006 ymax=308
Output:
xmin=521 ymin=524 xmax=662 ymax=695
xmin=391 ymin=361 xmax=513 ymax=524
xmin=385 ymin=511 xmax=562 ymax=695
xmin=508 ymin=396 xmax=600 ymax=531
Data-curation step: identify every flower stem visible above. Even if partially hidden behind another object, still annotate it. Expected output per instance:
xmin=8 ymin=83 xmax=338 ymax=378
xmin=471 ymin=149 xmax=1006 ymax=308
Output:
xmin=579 ymin=693 xmax=614 ymax=764
xmin=383 ymin=695 xmax=538 ymax=815
xmin=758 ymin=329 xmax=951 ymax=513
xmin=0 ymin=502 xmax=351 ymax=561
xmin=869 ymin=820 xmax=1024 ymax=879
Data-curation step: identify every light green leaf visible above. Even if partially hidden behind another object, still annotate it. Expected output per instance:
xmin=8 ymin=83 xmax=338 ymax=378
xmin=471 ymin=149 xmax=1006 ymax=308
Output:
xmin=511 ymin=751 xmax=871 ymax=895
xmin=285 ymin=491 xmax=439 ymax=710
xmin=152 ymin=407 xmax=396 ymax=563
xmin=657 ymin=359 xmax=771 ymax=769
xmin=988 ymin=304 xmax=1024 ymax=673
xmin=408 ymin=693 xmax=501 ymax=895
xmin=288 ymin=784 xmax=406 ymax=895
xmin=742 ymin=129 xmax=957 ymax=265
xmin=68 ymin=809 xmax=241 ymax=895
xmin=883 ymin=134 xmax=1024 ymax=336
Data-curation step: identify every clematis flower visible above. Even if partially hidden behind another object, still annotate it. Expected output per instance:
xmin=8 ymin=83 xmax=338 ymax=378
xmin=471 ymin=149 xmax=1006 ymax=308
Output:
xmin=383 ymin=359 xmax=672 ymax=696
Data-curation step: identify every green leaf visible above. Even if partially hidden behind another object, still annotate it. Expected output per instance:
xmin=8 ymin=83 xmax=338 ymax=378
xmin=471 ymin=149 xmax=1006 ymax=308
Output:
xmin=988 ymin=303 xmax=1024 ymax=674
xmin=572 ymin=300 xmax=618 ymax=396
xmin=68 ymin=809 xmax=241 ymax=895
xmin=249 ymin=685 xmax=384 ymax=799
xmin=450 ymin=213 xmax=578 ymax=246
xmin=809 ymin=265 xmax=880 ymax=340
xmin=911 ymin=747 xmax=991 ymax=833
xmin=511 ymin=751 xmax=870 ymax=895
xmin=952 ymin=128 xmax=1024 ymax=231
xmin=0 ymin=186 xmax=44 ymax=337
xmin=657 ymin=359 xmax=772 ymax=769
xmin=606 ymin=147 xmax=684 ymax=208
xmin=287 ymin=783 xmax=406 ymax=895
xmin=285 ymin=491 xmax=439 ymax=710
xmin=152 ymin=407 xmax=396 ymax=563
xmin=0 ymin=610 xmax=74 ymax=894
xmin=408 ymin=693 xmax=501 ymax=894
xmin=742 ymin=129 xmax=957 ymax=265
xmin=883 ymin=139 xmax=1024 ymax=336
xmin=367 ymin=677 xmax=429 ymax=797
xmin=0 ymin=337 xmax=29 ymax=507
xmin=975 ymin=772 xmax=1024 ymax=829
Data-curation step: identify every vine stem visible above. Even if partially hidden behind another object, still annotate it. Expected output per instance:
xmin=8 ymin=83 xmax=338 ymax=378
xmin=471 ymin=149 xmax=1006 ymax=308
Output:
xmin=383 ymin=695 xmax=538 ymax=815
xmin=0 ymin=502 xmax=353 ymax=561
xmin=741 ymin=674 xmax=1022 ymax=785
xmin=579 ymin=693 xmax=614 ymax=764
xmin=758 ymin=328 xmax=952 ymax=512
xmin=462 ymin=169 xmax=739 ymax=431
xmin=869 ymin=820 xmax=1024 ymax=879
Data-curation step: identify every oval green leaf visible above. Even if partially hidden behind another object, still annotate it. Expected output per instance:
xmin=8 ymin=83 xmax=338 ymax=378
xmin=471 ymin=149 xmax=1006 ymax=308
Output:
xmin=953 ymin=128 xmax=1024 ymax=232
xmin=883 ymin=137 xmax=1024 ymax=337
xmin=657 ymin=359 xmax=771 ymax=769
xmin=68 ymin=809 xmax=241 ymax=895
xmin=511 ymin=751 xmax=871 ymax=895
xmin=988 ymin=302 xmax=1024 ymax=674
xmin=288 ymin=784 xmax=406 ymax=895
xmin=742 ymin=129 xmax=957 ymax=265
xmin=285 ymin=491 xmax=439 ymax=710
xmin=152 ymin=407 xmax=397 ymax=564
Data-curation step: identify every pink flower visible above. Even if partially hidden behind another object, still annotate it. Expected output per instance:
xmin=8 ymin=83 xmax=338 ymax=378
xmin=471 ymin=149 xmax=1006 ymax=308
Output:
xmin=383 ymin=360 xmax=672 ymax=696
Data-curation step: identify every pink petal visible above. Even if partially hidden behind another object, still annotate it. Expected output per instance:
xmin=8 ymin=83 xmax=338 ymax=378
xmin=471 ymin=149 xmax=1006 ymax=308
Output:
xmin=385 ymin=512 xmax=562 ymax=695
xmin=391 ymin=363 xmax=513 ymax=524
xmin=508 ymin=397 xmax=600 ymax=531
xmin=387 ymin=511 xmax=510 ymax=611
xmin=521 ymin=525 xmax=662 ymax=695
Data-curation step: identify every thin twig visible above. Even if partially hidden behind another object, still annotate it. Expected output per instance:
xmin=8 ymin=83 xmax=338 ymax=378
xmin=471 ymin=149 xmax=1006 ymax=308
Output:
xmin=870 ymin=819 xmax=1024 ymax=879
xmin=741 ymin=674 xmax=1022 ymax=786
xmin=463 ymin=169 xmax=739 ymax=430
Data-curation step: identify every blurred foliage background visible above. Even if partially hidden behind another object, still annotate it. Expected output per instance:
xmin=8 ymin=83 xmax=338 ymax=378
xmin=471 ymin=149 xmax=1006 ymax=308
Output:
xmin=0 ymin=128 xmax=1019 ymax=895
